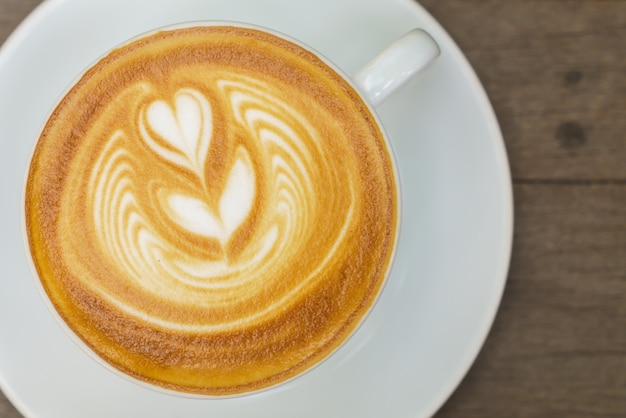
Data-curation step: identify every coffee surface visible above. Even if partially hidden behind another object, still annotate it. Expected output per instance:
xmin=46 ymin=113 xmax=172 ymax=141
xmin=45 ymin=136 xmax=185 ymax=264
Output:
xmin=25 ymin=25 xmax=397 ymax=395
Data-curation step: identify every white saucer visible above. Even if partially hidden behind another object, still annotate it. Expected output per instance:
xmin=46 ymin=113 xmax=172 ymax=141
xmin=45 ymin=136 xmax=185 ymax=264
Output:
xmin=0 ymin=0 xmax=513 ymax=416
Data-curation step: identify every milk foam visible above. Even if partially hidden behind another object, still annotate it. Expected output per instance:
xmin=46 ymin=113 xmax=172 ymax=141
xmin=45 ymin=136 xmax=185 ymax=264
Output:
xmin=139 ymin=89 xmax=213 ymax=178
xmin=85 ymin=80 xmax=355 ymax=329
xmin=26 ymin=26 xmax=397 ymax=395
xmin=164 ymin=147 xmax=255 ymax=243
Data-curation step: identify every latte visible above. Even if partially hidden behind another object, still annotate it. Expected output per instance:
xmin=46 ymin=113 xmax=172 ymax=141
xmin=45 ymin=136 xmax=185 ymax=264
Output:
xmin=24 ymin=25 xmax=398 ymax=395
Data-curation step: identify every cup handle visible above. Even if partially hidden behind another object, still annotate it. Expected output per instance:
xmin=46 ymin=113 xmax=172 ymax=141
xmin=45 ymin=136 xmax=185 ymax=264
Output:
xmin=352 ymin=29 xmax=440 ymax=107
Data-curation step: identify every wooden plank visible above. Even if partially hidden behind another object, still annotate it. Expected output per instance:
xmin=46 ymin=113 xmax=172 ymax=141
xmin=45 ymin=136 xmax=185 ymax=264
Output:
xmin=435 ymin=183 xmax=626 ymax=417
xmin=0 ymin=0 xmax=43 ymax=41
xmin=0 ymin=397 xmax=20 ymax=418
xmin=419 ymin=0 xmax=626 ymax=181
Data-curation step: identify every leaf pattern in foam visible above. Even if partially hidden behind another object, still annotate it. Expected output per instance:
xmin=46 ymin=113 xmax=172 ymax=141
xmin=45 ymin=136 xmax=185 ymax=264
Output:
xmin=219 ymin=147 xmax=256 ymax=239
xmin=166 ymin=146 xmax=255 ymax=244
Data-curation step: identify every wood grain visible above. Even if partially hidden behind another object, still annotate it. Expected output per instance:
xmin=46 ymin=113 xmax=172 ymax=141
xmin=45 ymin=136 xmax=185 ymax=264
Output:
xmin=435 ymin=184 xmax=626 ymax=417
xmin=417 ymin=1 xmax=626 ymax=416
xmin=1 ymin=0 xmax=625 ymax=417
xmin=420 ymin=0 xmax=626 ymax=182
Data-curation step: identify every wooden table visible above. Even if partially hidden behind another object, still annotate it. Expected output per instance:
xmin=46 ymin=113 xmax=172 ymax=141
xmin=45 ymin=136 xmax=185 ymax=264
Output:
xmin=1 ymin=1 xmax=624 ymax=417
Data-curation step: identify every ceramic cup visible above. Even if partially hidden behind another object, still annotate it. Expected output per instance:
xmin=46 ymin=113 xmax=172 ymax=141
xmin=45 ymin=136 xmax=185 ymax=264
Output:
xmin=23 ymin=21 xmax=440 ymax=397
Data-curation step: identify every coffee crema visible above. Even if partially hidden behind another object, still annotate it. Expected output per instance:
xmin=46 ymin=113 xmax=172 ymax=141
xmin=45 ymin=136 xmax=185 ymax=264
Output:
xmin=25 ymin=25 xmax=397 ymax=395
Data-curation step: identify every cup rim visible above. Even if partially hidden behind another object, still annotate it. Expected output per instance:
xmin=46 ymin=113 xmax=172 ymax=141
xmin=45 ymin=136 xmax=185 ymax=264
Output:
xmin=21 ymin=19 xmax=403 ymax=399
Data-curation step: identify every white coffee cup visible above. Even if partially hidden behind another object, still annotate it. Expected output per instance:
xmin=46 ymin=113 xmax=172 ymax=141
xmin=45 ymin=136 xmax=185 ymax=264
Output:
xmin=353 ymin=27 xmax=440 ymax=106
xmin=23 ymin=21 xmax=440 ymax=397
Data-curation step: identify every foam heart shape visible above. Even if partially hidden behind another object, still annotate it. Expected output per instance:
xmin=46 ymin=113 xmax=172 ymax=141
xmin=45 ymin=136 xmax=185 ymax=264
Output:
xmin=140 ymin=89 xmax=213 ymax=178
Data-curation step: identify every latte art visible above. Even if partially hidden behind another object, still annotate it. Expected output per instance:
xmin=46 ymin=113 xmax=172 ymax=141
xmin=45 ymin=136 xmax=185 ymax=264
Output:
xmin=25 ymin=26 xmax=397 ymax=395
xmin=89 ymin=79 xmax=354 ymax=329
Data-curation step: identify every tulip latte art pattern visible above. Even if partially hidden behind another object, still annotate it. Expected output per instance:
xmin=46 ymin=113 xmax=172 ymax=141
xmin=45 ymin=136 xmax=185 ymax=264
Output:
xmin=25 ymin=26 xmax=397 ymax=395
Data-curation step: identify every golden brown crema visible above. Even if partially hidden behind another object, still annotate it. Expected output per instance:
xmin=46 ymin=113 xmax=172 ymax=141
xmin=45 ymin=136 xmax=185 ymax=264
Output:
xmin=25 ymin=25 xmax=397 ymax=395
